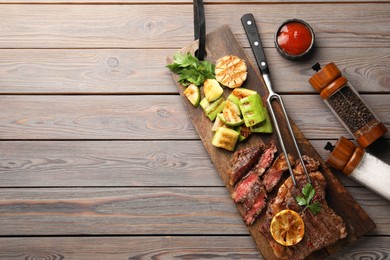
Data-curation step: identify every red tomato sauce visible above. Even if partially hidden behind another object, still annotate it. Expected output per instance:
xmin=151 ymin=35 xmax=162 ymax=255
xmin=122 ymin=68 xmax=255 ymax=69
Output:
xmin=277 ymin=22 xmax=312 ymax=56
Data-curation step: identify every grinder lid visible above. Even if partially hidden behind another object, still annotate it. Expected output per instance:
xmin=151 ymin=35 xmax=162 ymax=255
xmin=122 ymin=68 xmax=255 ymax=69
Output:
xmin=309 ymin=62 xmax=341 ymax=92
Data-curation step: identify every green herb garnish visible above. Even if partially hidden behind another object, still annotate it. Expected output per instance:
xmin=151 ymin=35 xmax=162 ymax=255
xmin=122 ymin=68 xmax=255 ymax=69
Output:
xmin=167 ymin=52 xmax=215 ymax=87
xmin=295 ymin=183 xmax=321 ymax=215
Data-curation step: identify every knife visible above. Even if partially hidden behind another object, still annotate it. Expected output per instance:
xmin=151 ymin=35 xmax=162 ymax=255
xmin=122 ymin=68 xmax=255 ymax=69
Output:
xmin=241 ymin=13 xmax=311 ymax=185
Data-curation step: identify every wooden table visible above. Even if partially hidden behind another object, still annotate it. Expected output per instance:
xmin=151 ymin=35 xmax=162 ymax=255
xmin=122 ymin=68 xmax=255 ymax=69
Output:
xmin=0 ymin=0 xmax=389 ymax=259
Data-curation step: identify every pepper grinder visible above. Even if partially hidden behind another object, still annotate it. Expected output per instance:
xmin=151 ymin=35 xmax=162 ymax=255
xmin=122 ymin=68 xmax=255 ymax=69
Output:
xmin=325 ymin=136 xmax=390 ymax=201
xmin=309 ymin=62 xmax=387 ymax=148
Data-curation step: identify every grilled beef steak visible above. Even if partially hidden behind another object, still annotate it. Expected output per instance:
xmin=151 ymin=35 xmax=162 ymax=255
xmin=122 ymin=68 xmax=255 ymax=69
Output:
xmin=243 ymin=186 xmax=267 ymax=225
xmin=232 ymin=142 xmax=277 ymax=203
xmin=252 ymin=141 xmax=277 ymax=177
xmin=232 ymin=171 xmax=261 ymax=203
xmin=261 ymin=162 xmax=347 ymax=259
xmin=293 ymin=154 xmax=320 ymax=176
xmin=262 ymin=153 xmax=295 ymax=192
xmin=232 ymin=170 xmax=269 ymax=226
xmin=232 ymin=171 xmax=260 ymax=204
xmin=229 ymin=145 xmax=264 ymax=186
xmin=231 ymin=143 xmax=278 ymax=225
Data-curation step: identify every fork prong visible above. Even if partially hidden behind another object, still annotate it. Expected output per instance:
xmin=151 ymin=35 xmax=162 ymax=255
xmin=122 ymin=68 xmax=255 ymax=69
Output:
xmin=266 ymin=92 xmax=312 ymax=186
xmin=277 ymin=96 xmax=312 ymax=184
xmin=266 ymin=95 xmax=297 ymax=186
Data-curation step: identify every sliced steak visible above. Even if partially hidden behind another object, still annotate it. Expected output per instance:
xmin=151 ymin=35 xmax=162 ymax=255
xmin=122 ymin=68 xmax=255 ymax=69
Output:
xmin=261 ymin=170 xmax=347 ymax=260
xmin=262 ymin=153 xmax=295 ymax=193
xmin=229 ymin=145 xmax=264 ymax=186
xmin=231 ymin=142 xmax=277 ymax=226
xmin=243 ymin=186 xmax=267 ymax=225
xmin=232 ymin=142 xmax=277 ymax=203
xmin=252 ymin=141 xmax=277 ymax=177
xmin=293 ymin=154 xmax=321 ymax=176
xmin=231 ymin=171 xmax=260 ymax=203
xmin=232 ymin=169 xmax=267 ymax=226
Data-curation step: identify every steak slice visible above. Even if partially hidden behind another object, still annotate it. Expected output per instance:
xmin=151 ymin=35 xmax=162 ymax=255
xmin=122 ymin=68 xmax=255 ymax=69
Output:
xmin=231 ymin=171 xmax=260 ymax=203
xmin=252 ymin=141 xmax=278 ymax=177
xmin=231 ymin=142 xmax=277 ymax=225
xmin=243 ymin=186 xmax=267 ymax=225
xmin=262 ymin=153 xmax=295 ymax=193
xmin=293 ymin=154 xmax=320 ymax=176
xmin=229 ymin=145 xmax=264 ymax=186
xmin=232 ymin=142 xmax=277 ymax=203
xmin=261 ymin=170 xmax=347 ymax=260
xmin=231 ymin=170 xmax=268 ymax=226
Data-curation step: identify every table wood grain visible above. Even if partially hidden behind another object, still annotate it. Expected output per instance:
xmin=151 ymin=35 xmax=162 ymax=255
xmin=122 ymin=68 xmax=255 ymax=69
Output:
xmin=0 ymin=0 xmax=389 ymax=259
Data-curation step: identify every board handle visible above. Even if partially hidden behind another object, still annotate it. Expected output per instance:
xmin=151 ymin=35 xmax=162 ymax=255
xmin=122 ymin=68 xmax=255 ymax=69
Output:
xmin=193 ymin=0 xmax=206 ymax=60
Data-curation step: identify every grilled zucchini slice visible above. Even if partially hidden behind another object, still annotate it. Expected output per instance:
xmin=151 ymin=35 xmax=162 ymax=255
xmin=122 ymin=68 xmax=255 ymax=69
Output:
xmin=239 ymin=93 xmax=266 ymax=127
xmin=204 ymin=79 xmax=223 ymax=102
xmin=183 ymin=84 xmax=201 ymax=107
xmin=218 ymin=100 xmax=243 ymax=127
xmin=250 ymin=107 xmax=273 ymax=133
xmin=212 ymin=127 xmax=239 ymax=151
xmin=232 ymin=88 xmax=257 ymax=99
xmin=200 ymin=97 xmax=226 ymax=121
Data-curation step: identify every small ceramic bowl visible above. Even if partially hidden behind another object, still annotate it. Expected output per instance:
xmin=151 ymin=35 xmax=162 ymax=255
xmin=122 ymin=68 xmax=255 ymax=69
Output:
xmin=274 ymin=19 xmax=315 ymax=60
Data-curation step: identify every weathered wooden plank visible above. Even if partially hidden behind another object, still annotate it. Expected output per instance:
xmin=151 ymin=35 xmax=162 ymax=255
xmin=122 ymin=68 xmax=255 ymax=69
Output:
xmin=0 ymin=236 xmax=260 ymax=260
xmin=0 ymin=140 xmax=364 ymax=187
xmin=0 ymin=95 xmax=388 ymax=140
xmin=0 ymin=187 xmax=244 ymax=235
xmin=0 ymin=48 xmax=388 ymax=94
xmin=0 ymin=187 xmax=387 ymax=236
xmin=0 ymin=4 xmax=388 ymax=48
xmin=0 ymin=49 xmax=175 ymax=94
xmin=349 ymin=188 xmax=390 ymax=236
xmin=0 ymin=236 xmax=388 ymax=260
xmin=0 ymin=140 xmax=220 ymax=187
xmin=0 ymin=95 xmax=198 ymax=140
xmin=1 ymin=0 xmax=388 ymax=3
xmin=261 ymin=48 xmax=390 ymax=94
xmin=1 ymin=140 xmax=389 ymax=188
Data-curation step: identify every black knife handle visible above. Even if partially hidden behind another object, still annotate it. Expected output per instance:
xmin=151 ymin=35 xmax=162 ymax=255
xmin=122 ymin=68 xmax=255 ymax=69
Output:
xmin=241 ymin=13 xmax=270 ymax=75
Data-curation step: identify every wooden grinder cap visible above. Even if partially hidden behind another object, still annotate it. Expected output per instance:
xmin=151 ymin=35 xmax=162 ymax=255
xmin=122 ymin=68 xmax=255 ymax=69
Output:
xmin=326 ymin=136 xmax=365 ymax=176
xmin=309 ymin=62 xmax=341 ymax=93
xmin=357 ymin=122 xmax=388 ymax=148
xmin=319 ymin=77 xmax=348 ymax=99
xmin=343 ymin=146 xmax=364 ymax=175
xmin=326 ymin=136 xmax=356 ymax=170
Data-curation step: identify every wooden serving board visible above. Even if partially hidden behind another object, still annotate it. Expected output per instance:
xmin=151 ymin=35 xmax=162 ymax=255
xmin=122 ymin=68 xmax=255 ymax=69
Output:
xmin=167 ymin=24 xmax=375 ymax=260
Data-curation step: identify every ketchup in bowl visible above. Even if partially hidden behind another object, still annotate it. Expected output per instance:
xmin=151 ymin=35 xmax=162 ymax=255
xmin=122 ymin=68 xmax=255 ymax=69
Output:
xmin=275 ymin=19 xmax=315 ymax=60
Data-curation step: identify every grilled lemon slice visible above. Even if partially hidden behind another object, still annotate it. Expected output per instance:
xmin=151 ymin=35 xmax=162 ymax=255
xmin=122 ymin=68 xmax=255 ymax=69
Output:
xmin=215 ymin=55 xmax=247 ymax=88
xmin=270 ymin=209 xmax=305 ymax=246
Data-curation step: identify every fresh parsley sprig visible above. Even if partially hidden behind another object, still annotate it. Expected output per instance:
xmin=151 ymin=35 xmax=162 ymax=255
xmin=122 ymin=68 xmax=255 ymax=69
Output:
xmin=295 ymin=183 xmax=321 ymax=215
xmin=167 ymin=52 xmax=215 ymax=87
